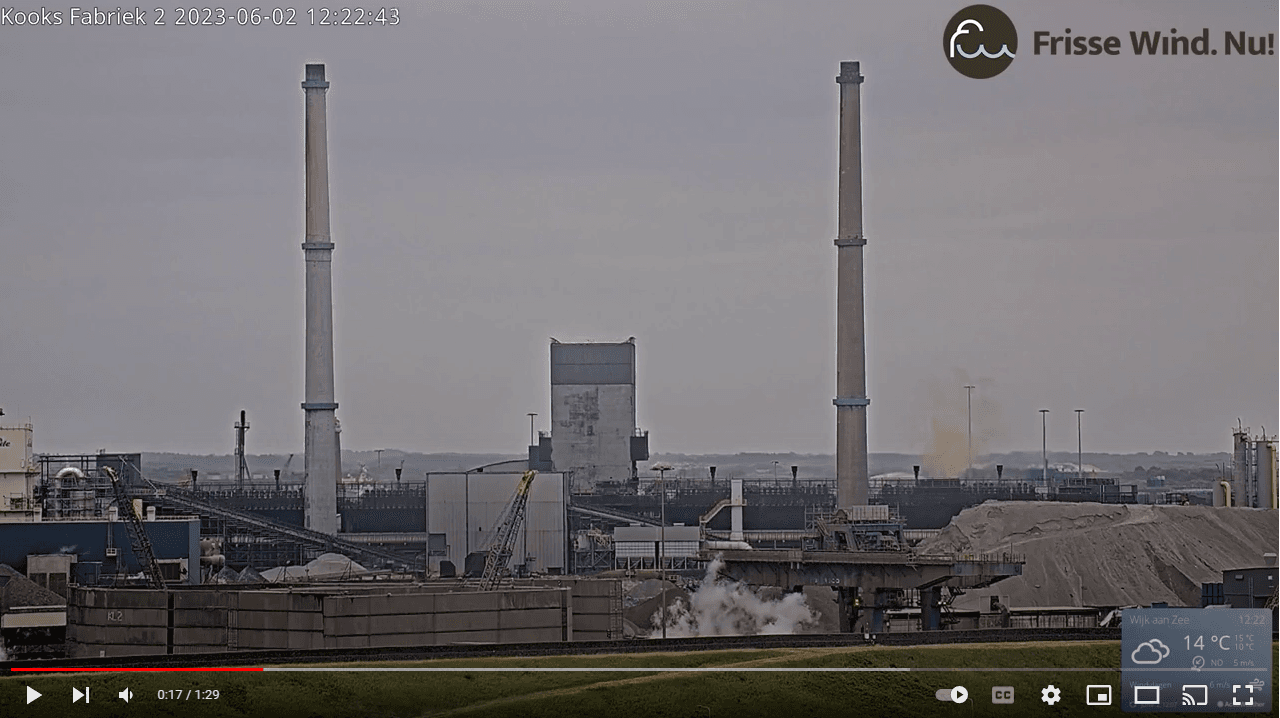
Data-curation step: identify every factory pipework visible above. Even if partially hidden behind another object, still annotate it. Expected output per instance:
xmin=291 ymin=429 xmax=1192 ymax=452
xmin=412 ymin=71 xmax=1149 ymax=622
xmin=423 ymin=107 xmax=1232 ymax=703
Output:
xmin=834 ymin=61 xmax=870 ymax=507
xmin=301 ymin=63 xmax=339 ymax=534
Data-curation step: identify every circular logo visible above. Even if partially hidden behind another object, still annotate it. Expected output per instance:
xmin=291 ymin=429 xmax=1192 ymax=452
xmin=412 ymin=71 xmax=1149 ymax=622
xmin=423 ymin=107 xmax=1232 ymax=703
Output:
xmin=944 ymin=5 xmax=1017 ymax=79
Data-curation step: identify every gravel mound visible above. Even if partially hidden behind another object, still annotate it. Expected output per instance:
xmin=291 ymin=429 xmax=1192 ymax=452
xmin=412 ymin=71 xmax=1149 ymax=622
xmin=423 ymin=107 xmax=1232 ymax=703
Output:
xmin=918 ymin=502 xmax=1278 ymax=609
xmin=0 ymin=564 xmax=66 ymax=610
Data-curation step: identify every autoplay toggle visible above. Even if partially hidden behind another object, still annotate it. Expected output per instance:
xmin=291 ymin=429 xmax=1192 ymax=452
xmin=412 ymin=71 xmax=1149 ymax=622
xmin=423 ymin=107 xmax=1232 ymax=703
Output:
xmin=935 ymin=686 xmax=969 ymax=703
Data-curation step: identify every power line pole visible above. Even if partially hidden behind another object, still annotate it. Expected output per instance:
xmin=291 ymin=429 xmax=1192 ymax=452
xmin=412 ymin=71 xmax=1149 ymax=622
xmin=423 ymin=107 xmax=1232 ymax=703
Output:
xmin=1075 ymin=409 xmax=1084 ymax=483
xmin=1040 ymin=409 xmax=1050 ymax=492
xmin=964 ymin=385 xmax=976 ymax=479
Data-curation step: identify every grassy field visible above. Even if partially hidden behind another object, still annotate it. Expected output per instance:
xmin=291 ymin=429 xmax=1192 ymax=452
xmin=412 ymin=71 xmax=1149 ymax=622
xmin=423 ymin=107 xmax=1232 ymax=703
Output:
xmin=3 ymin=641 xmax=1275 ymax=718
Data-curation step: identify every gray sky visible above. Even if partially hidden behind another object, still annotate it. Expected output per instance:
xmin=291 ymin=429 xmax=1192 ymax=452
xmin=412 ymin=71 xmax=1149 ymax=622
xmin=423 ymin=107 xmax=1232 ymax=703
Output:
xmin=1 ymin=1 xmax=1275 ymax=457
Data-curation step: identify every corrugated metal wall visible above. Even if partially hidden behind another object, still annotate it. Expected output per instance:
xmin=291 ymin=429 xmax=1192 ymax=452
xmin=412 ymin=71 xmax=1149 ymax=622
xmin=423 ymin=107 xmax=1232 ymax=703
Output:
xmin=425 ymin=472 xmax=567 ymax=574
xmin=550 ymin=342 xmax=635 ymax=385
xmin=0 ymin=520 xmax=200 ymax=582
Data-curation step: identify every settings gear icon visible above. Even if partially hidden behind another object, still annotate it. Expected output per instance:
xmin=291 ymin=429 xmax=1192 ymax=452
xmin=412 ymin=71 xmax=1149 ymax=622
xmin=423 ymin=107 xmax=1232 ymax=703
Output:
xmin=1041 ymin=685 xmax=1062 ymax=705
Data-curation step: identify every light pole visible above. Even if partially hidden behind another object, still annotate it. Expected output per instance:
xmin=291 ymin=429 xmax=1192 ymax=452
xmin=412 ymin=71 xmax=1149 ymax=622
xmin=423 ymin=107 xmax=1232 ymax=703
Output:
xmin=1075 ymin=409 xmax=1084 ymax=484
xmin=1039 ymin=409 xmax=1050 ymax=492
xmin=772 ymin=460 xmax=779 ymax=482
xmin=651 ymin=462 xmax=673 ymax=639
xmin=964 ymin=385 xmax=976 ymax=479
xmin=527 ymin=413 xmax=537 ymax=446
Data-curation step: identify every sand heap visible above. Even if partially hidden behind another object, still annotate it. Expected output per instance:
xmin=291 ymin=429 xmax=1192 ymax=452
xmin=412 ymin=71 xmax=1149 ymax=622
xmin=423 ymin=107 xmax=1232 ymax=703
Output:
xmin=918 ymin=502 xmax=1277 ymax=610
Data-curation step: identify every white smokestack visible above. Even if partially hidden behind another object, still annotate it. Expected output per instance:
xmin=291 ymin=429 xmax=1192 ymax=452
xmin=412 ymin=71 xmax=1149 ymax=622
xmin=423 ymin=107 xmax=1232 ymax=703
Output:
xmin=301 ymin=63 xmax=339 ymax=535
xmin=834 ymin=61 xmax=869 ymax=507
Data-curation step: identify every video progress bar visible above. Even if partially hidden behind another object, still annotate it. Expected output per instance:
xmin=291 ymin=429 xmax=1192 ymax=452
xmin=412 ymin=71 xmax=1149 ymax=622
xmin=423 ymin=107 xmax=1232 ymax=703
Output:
xmin=263 ymin=667 xmax=1124 ymax=673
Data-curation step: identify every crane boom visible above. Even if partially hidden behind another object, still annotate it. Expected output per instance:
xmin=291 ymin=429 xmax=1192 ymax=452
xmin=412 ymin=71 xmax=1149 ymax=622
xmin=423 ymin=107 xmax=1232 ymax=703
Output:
xmin=103 ymin=466 xmax=166 ymax=589
xmin=479 ymin=470 xmax=537 ymax=590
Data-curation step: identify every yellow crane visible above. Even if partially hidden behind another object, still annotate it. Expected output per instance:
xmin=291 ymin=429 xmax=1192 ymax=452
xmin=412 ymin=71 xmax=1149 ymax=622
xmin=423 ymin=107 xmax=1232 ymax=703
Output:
xmin=103 ymin=466 xmax=166 ymax=589
xmin=479 ymin=470 xmax=537 ymax=590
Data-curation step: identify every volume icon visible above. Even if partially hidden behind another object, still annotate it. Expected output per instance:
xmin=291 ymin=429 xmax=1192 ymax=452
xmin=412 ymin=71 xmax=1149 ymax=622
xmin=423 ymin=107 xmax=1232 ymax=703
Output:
xmin=119 ymin=688 xmax=133 ymax=703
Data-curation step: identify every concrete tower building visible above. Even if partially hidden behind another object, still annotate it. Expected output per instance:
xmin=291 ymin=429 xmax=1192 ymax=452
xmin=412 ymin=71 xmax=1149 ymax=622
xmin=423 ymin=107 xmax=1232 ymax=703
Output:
xmin=834 ymin=61 xmax=870 ymax=508
xmin=549 ymin=339 xmax=648 ymax=492
xmin=301 ymin=63 xmax=339 ymax=534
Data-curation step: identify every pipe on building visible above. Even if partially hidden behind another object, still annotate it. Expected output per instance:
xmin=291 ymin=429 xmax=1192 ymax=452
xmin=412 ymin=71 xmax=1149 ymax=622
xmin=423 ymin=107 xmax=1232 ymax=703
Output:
xmin=1214 ymin=480 xmax=1232 ymax=507
xmin=704 ymin=540 xmax=753 ymax=551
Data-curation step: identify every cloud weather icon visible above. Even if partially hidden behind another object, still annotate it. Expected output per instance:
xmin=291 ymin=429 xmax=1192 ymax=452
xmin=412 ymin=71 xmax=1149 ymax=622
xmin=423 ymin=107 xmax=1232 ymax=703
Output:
xmin=1131 ymin=639 xmax=1171 ymax=665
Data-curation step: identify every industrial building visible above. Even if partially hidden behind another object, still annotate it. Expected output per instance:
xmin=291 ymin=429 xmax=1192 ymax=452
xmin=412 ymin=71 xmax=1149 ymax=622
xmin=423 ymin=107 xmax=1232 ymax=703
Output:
xmin=0 ymin=425 xmax=201 ymax=585
xmin=1201 ymin=554 xmax=1278 ymax=621
xmin=549 ymin=338 xmax=649 ymax=491
xmin=1221 ymin=428 xmax=1279 ymax=508
xmin=0 ymin=423 xmax=36 ymax=521
xmin=424 ymin=470 xmax=568 ymax=576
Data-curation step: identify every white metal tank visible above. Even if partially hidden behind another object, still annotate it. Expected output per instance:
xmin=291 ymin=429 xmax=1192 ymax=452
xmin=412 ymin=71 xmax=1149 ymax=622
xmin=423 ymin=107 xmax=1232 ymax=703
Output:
xmin=1256 ymin=440 xmax=1277 ymax=509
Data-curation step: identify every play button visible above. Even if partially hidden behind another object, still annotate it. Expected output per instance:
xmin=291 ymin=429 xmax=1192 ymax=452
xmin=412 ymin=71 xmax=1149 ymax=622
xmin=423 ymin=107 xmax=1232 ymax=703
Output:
xmin=950 ymin=686 xmax=969 ymax=704
xmin=26 ymin=686 xmax=41 ymax=704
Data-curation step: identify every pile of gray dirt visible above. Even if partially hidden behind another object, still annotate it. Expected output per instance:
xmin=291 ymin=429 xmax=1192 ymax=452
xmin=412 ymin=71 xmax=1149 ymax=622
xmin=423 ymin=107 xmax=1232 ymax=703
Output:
xmin=917 ymin=502 xmax=1277 ymax=610
xmin=0 ymin=564 xmax=66 ymax=611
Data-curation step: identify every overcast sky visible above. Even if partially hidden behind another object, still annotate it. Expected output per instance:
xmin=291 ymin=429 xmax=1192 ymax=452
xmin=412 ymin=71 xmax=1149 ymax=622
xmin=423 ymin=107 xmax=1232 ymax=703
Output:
xmin=1 ymin=1 xmax=1275 ymax=457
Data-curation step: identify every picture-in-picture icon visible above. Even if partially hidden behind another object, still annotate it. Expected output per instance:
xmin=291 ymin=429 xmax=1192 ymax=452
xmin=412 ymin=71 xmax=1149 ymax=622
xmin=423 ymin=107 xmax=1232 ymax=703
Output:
xmin=1086 ymin=685 xmax=1112 ymax=706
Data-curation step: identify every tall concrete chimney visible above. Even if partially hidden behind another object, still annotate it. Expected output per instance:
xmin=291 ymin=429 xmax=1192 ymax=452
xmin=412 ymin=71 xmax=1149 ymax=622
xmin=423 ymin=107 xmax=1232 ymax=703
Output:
xmin=834 ymin=61 xmax=869 ymax=508
xmin=301 ymin=63 xmax=339 ymax=534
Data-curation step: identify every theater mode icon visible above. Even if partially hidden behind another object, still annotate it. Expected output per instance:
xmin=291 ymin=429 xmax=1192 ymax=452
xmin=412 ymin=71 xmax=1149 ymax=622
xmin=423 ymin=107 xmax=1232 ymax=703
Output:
xmin=1133 ymin=686 xmax=1161 ymax=705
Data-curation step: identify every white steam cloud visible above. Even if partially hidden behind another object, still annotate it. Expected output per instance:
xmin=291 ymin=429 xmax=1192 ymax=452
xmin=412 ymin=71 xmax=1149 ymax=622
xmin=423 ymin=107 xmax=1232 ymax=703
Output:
xmin=649 ymin=556 xmax=819 ymax=637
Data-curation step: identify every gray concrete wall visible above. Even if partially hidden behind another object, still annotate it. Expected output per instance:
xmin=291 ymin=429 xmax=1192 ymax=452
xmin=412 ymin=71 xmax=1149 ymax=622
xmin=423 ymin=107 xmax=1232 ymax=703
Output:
xmin=67 ymin=584 xmax=578 ymax=658
xmin=551 ymin=384 xmax=636 ymax=490
xmin=524 ymin=576 xmax=623 ymax=641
